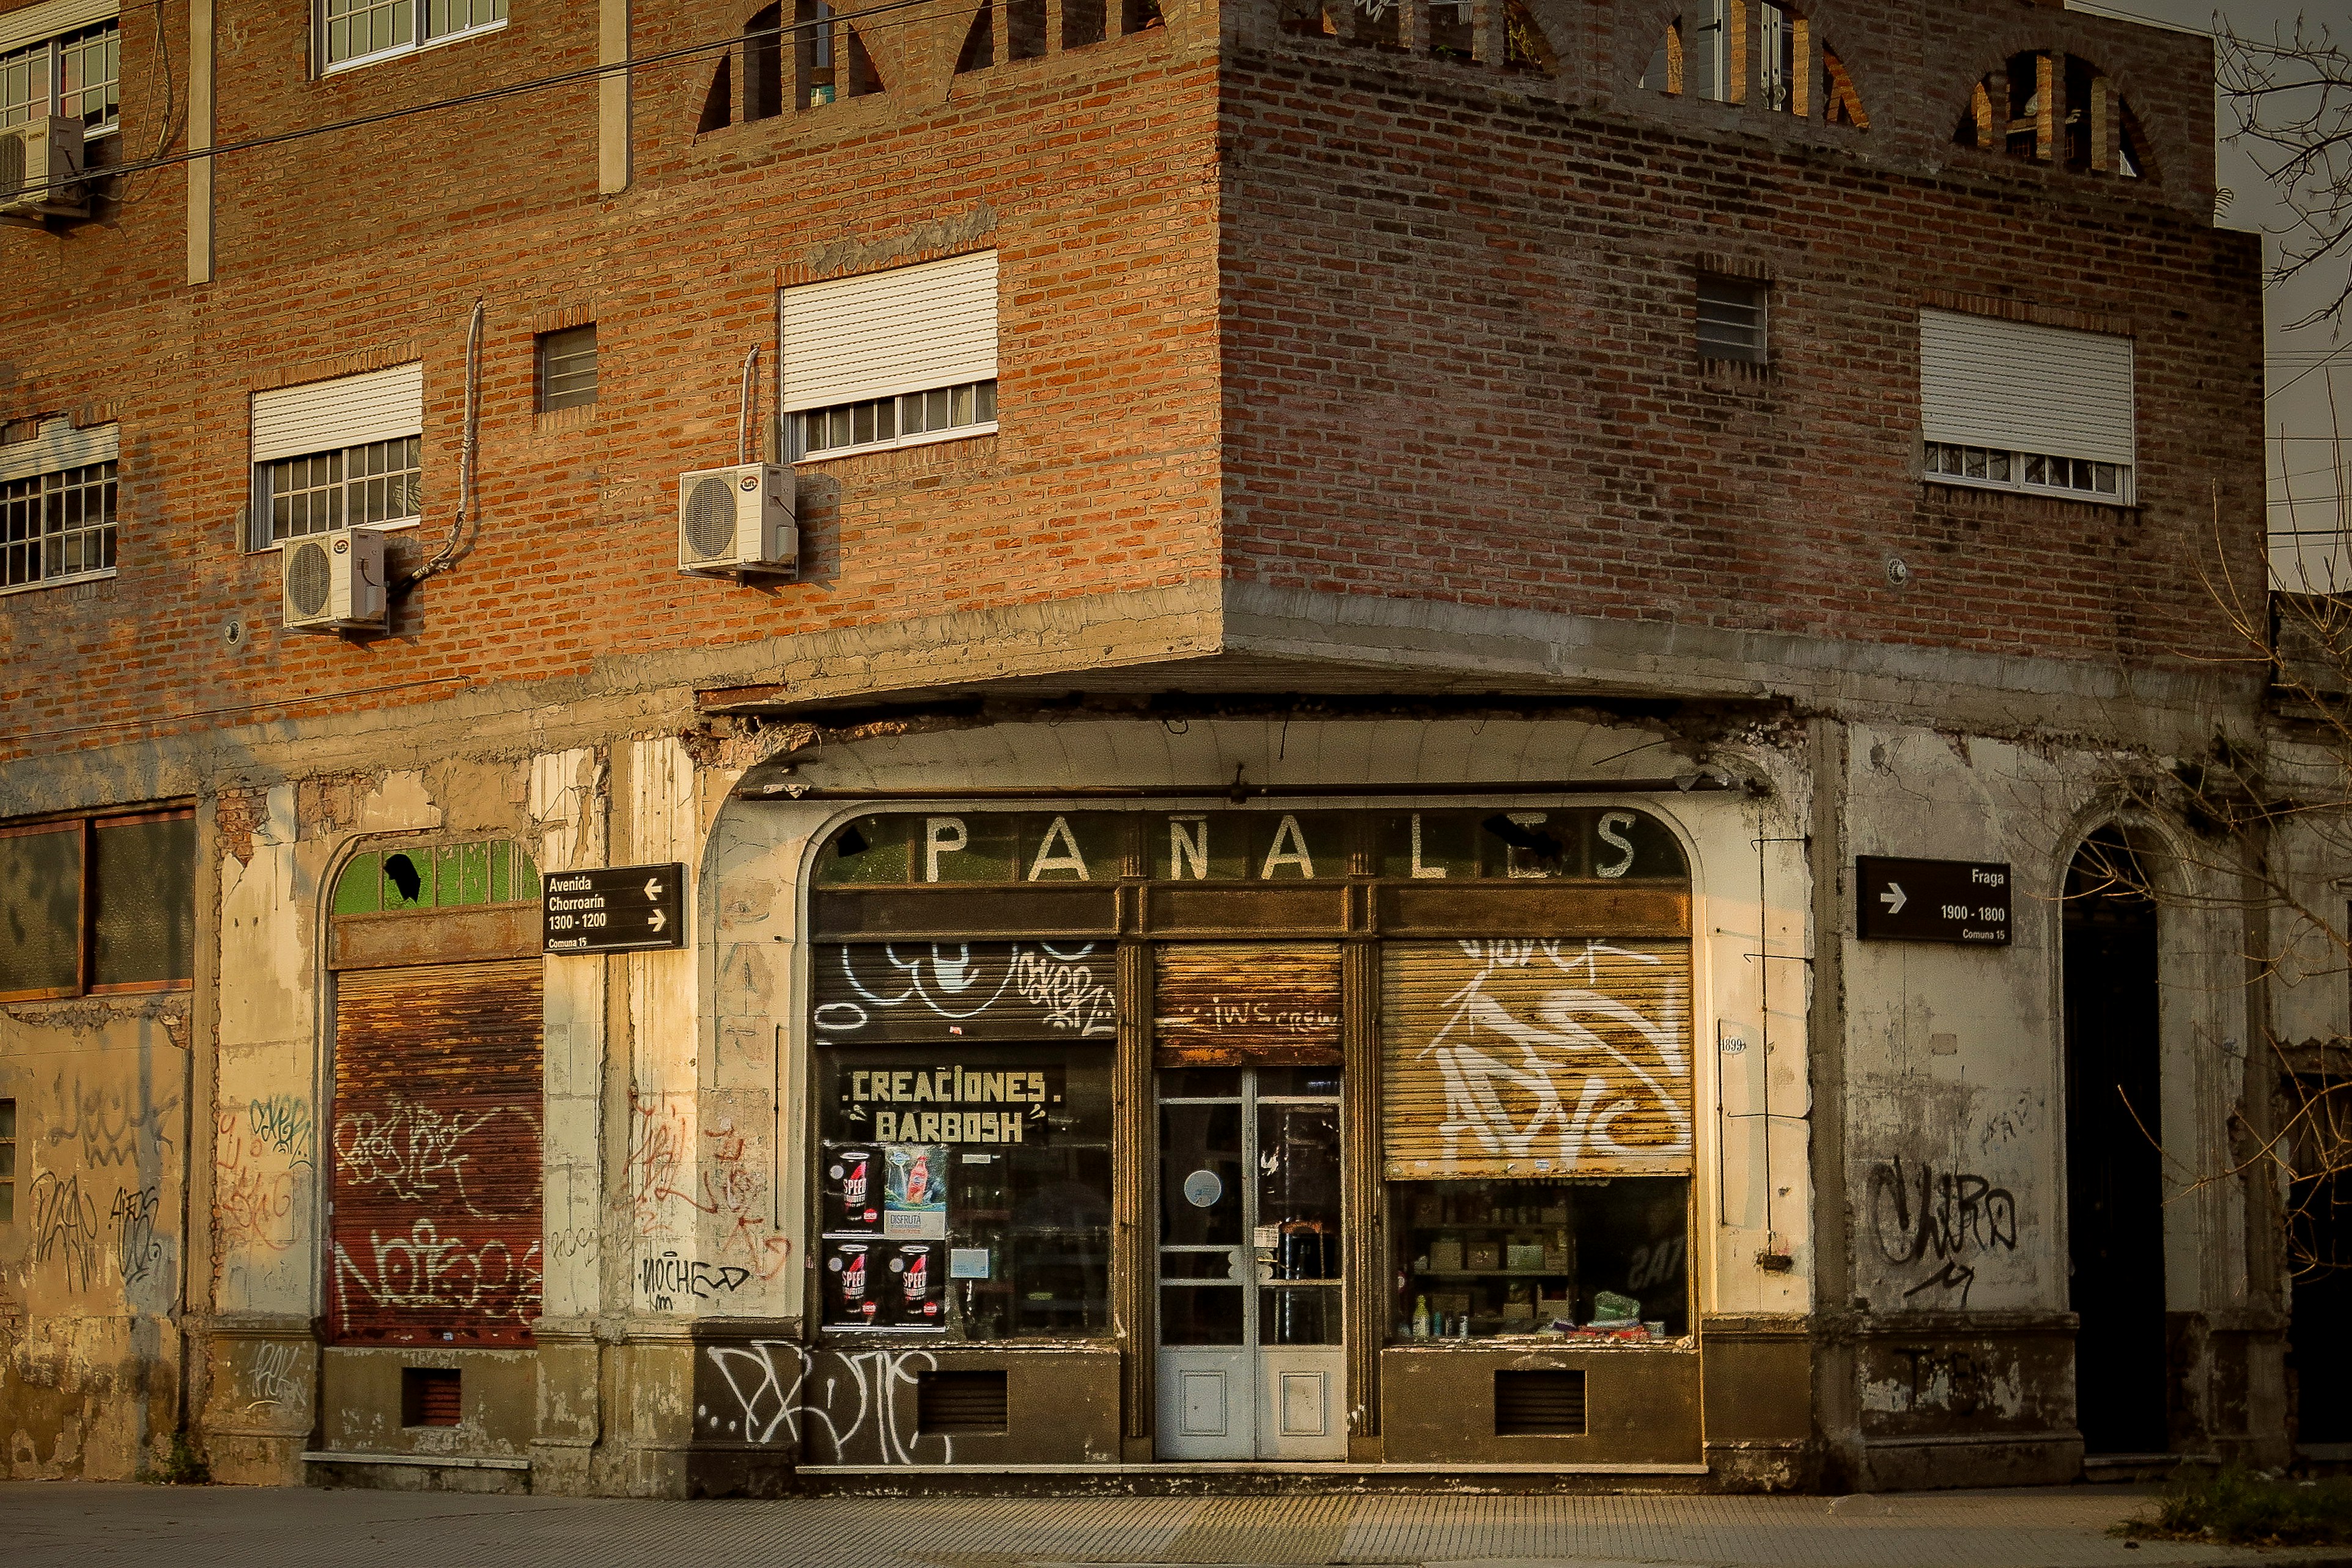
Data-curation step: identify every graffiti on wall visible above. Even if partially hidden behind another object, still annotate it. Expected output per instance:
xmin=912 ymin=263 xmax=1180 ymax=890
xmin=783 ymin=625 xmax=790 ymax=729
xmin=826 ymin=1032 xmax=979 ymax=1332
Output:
xmin=1868 ymin=1155 xmax=2019 ymax=1308
xmin=812 ymin=943 xmax=1117 ymax=1043
xmin=628 ymin=1100 xmax=792 ymax=1306
xmin=699 ymin=1341 xmax=953 ymax=1465
xmin=28 ymin=1172 xmax=100 ymax=1293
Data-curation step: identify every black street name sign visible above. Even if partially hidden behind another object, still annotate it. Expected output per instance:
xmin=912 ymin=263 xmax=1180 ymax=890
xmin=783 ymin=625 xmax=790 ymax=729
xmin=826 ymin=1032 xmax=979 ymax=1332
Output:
xmin=544 ymin=863 xmax=685 ymax=954
xmin=1855 ymin=856 xmax=2011 ymax=946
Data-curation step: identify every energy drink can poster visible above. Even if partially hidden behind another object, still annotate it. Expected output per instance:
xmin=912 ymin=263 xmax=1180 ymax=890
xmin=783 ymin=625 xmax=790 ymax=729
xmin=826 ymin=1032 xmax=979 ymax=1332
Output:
xmin=825 ymin=1241 xmax=880 ymax=1328
xmin=888 ymin=1242 xmax=945 ymax=1328
xmin=824 ymin=1147 xmax=881 ymax=1235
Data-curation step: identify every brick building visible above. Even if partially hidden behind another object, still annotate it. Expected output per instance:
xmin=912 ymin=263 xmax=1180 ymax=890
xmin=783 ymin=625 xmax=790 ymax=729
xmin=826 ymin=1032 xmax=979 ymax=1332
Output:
xmin=0 ymin=0 xmax=2292 ymax=1494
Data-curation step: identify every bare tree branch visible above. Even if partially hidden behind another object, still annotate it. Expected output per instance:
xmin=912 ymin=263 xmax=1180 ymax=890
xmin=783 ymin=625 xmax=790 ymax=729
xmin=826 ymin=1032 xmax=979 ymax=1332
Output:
xmin=2219 ymin=15 xmax=2352 ymax=328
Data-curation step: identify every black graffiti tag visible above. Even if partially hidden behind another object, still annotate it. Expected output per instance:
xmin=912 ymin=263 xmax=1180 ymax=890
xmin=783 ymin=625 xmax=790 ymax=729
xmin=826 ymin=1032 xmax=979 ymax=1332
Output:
xmin=1869 ymin=1156 xmax=2018 ymax=1307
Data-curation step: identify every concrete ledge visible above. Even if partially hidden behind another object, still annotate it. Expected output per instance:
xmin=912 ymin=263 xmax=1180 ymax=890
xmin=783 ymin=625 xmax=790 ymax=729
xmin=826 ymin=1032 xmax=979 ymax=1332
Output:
xmin=302 ymin=1450 xmax=533 ymax=1471
xmin=798 ymin=1461 xmax=1712 ymax=1474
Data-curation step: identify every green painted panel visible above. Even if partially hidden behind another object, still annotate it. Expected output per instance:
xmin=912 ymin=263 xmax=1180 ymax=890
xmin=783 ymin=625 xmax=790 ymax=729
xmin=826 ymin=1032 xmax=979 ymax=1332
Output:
xmin=334 ymin=852 xmax=383 ymax=915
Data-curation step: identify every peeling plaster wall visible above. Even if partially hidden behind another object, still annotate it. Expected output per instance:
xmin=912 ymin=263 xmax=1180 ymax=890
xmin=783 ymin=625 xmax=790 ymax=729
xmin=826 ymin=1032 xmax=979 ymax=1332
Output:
xmin=1 ymin=1000 xmax=190 ymax=1479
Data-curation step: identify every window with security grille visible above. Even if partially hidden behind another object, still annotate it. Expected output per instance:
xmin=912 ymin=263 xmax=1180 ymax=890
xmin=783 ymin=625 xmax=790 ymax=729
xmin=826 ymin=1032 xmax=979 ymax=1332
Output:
xmin=1 ymin=21 xmax=119 ymax=134
xmin=1697 ymin=276 xmax=1767 ymax=364
xmin=322 ymin=0 xmax=504 ymax=70
xmin=537 ymin=325 xmax=598 ymax=413
xmin=262 ymin=437 xmax=421 ymax=543
xmin=2 ymin=461 xmax=116 ymax=589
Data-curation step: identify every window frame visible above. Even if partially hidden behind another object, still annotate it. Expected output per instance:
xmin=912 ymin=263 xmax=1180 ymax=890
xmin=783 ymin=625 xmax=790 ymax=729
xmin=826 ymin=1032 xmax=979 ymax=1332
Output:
xmin=1922 ymin=440 xmax=2134 ymax=506
xmin=1 ymin=457 xmax=118 ymax=595
xmin=251 ymin=435 xmax=424 ymax=549
xmin=317 ymin=0 xmax=506 ymax=76
xmin=536 ymin=323 xmax=599 ymax=414
xmin=0 ymin=19 xmax=120 ymax=138
xmin=791 ymin=378 xmax=999 ymax=463
xmin=1695 ymin=274 xmax=1769 ymax=366
xmin=0 ymin=806 xmax=195 ymax=1003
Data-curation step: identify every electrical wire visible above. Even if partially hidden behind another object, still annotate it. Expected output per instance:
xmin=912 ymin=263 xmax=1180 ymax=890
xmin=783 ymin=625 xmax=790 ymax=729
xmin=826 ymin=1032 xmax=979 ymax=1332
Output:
xmin=1 ymin=0 xmax=949 ymax=203
xmin=397 ymin=296 xmax=482 ymax=595
xmin=737 ymin=345 xmax=761 ymax=466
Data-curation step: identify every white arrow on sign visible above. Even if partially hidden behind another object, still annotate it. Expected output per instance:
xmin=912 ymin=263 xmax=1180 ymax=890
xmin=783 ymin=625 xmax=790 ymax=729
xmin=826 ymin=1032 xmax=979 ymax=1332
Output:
xmin=648 ymin=909 xmax=668 ymax=932
xmin=1879 ymin=883 xmax=1908 ymax=915
xmin=644 ymin=877 xmax=665 ymax=900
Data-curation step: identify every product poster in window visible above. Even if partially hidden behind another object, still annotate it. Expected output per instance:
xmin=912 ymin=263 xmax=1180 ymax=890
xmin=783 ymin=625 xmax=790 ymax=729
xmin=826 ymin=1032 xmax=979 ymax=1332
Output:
xmin=887 ymin=1241 xmax=946 ymax=1328
xmin=824 ymin=1147 xmax=882 ymax=1235
xmin=883 ymin=1143 xmax=949 ymax=1240
xmin=824 ymin=1240 xmax=881 ymax=1328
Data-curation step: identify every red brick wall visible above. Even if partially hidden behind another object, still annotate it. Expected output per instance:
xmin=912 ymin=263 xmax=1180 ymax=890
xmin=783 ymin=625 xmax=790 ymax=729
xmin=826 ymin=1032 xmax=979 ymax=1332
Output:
xmin=1219 ymin=0 xmax=2263 ymax=670
xmin=0 ymin=0 xmax=1222 ymax=759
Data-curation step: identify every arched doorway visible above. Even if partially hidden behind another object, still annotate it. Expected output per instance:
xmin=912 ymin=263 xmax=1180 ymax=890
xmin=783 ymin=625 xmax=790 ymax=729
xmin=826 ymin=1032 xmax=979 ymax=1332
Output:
xmin=2062 ymin=828 xmax=2169 ymax=1454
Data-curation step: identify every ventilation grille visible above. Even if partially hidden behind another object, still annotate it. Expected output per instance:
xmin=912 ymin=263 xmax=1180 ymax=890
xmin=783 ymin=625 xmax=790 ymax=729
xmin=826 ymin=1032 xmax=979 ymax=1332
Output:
xmin=286 ymin=539 xmax=333 ymax=617
xmin=402 ymin=1367 xmax=462 ymax=1428
xmin=0 ymin=131 xmax=24 ymax=201
xmin=1494 ymin=1369 xmax=1585 ymax=1436
xmin=916 ymin=1369 xmax=1008 ymax=1435
xmin=682 ymin=476 xmax=739 ymax=561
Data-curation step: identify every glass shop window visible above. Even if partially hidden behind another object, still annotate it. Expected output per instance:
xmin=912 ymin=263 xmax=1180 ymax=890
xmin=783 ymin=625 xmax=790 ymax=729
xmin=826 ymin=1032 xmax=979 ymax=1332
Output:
xmin=817 ymin=1043 xmax=1112 ymax=1340
xmin=1389 ymin=1176 xmax=1690 ymax=1343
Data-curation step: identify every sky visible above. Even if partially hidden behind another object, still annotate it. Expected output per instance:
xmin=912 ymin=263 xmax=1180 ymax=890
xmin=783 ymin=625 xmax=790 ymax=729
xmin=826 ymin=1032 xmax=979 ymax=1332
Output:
xmin=2071 ymin=1 xmax=2346 ymax=583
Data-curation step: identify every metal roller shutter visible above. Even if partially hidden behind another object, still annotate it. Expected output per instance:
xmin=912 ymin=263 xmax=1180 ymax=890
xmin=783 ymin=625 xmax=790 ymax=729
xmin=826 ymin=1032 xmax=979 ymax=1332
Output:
xmin=0 ymin=420 xmax=116 ymax=482
xmin=1154 ymin=943 xmax=1344 ymax=1067
xmin=1919 ymin=309 xmax=2134 ymax=466
xmin=0 ymin=0 xmax=117 ymax=55
xmin=251 ymin=363 xmax=425 ymax=465
xmin=328 ymin=959 xmax=544 ymax=1346
xmin=1381 ymin=940 xmax=1694 ymax=1180
xmin=779 ymin=251 xmax=998 ymax=413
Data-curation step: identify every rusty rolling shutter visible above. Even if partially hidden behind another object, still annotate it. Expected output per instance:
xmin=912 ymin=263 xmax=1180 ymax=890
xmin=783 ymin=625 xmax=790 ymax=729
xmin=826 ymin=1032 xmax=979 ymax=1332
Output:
xmin=329 ymin=959 xmax=544 ymax=1346
xmin=1381 ymin=940 xmax=1693 ymax=1180
xmin=1153 ymin=943 xmax=1343 ymax=1067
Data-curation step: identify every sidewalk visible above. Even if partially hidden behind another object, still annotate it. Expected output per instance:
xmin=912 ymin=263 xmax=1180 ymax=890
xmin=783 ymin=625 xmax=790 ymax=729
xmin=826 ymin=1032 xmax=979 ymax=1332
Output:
xmin=5 ymin=1481 xmax=2346 ymax=1568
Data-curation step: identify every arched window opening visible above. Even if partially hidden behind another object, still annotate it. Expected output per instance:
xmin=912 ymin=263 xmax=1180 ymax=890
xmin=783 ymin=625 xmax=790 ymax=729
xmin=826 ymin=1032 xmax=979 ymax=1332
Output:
xmin=1641 ymin=2 xmax=1861 ymax=126
xmin=1954 ymin=52 xmax=2147 ymax=180
xmin=1008 ymin=0 xmax=1048 ymax=59
xmin=697 ymin=52 xmax=732 ymax=131
xmin=796 ymin=0 xmax=836 ymax=104
xmin=956 ymin=0 xmax=994 ymax=71
xmin=331 ymin=839 xmax=544 ymax=916
xmin=745 ymin=2 xmax=785 ymax=120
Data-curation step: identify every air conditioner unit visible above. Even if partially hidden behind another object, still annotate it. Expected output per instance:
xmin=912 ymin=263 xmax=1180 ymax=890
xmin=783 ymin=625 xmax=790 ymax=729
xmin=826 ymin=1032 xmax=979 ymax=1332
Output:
xmin=0 ymin=117 xmax=87 ymax=220
xmin=679 ymin=464 xmax=797 ymax=580
xmin=281 ymin=528 xmax=388 ymax=634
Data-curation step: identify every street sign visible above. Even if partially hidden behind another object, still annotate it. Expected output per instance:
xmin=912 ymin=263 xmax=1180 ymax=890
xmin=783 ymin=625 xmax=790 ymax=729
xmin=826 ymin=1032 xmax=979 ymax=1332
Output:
xmin=544 ymin=863 xmax=685 ymax=954
xmin=1855 ymin=856 xmax=2011 ymax=946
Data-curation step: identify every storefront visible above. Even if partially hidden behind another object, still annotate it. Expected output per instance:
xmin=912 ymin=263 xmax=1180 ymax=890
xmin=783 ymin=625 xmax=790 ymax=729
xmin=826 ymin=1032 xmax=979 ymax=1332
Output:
xmin=797 ymin=803 xmax=1705 ymax=1467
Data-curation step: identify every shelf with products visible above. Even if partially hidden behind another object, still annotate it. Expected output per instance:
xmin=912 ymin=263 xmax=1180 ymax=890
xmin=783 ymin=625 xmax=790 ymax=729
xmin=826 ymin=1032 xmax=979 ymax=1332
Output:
xmin=1388 ymin=1174 xmax=1693 ymax=1344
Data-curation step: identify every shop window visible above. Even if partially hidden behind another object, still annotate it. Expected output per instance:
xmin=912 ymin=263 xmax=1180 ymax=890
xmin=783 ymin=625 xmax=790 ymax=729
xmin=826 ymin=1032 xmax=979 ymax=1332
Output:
xmin=331 ymin=839 xmax=542 ymax=915
xmin=1392 ymin=1177 xmax=1690 ymax=1342
xmin=0 ymin=809 xmax=195 ymax=1001
xmin=817 ymin=1041 xmax=1113 ymax=1339
xmin=916 ymin=1369 xmax=1009 ymax=1433
xmin=400 ymin=1367 xmax=462 ymax=1426
xmin=0 ymin=1099 xmax=14 ymax=1224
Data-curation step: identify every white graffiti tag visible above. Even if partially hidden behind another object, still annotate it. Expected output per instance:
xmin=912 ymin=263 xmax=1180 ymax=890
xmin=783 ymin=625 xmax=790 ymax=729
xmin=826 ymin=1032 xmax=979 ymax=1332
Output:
xmin=329 ymin=1220 xmax=544 ymax=1325
xmin=333 ymin=1100 xmax=505 ymax=1212
xmin=701 ymin=1341 xmax=949 ymax=1465
xmin=1418 ymin=938 xmax=1692 ymax=1170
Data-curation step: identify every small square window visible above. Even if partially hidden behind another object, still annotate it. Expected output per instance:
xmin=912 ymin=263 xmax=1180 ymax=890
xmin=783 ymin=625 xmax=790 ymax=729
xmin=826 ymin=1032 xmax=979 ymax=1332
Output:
xmin=537 ymin=325 xmax=598 ymax=414
xmin=1697 ymin=275 xmax=1768 ymax=365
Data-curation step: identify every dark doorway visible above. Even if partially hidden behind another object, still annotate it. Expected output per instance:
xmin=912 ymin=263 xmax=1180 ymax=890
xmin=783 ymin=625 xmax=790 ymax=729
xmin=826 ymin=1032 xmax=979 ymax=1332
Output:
xmin=2289 ymin=1077 xmax=2352 ymax=1445
xmin=2062 ymin=829 xmax=2169 ymax=1454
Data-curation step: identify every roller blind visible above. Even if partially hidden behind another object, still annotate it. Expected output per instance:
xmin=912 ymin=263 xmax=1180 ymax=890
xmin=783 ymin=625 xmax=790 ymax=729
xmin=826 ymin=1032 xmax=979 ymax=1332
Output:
xmin=251 ymin=363 xmax=424 ymax=465
xmin=779 ymin=251 xmax=998 ymax=414
xmin=1382 ymin=940 xmax=1694 ymax=1180
xmin=0 ymin=0 xmax=117 ymax=56
xmin=0 ymin=418 xmax=117 ymax=482
xmin=1920 ymin=309 xmax=2135 ymax=466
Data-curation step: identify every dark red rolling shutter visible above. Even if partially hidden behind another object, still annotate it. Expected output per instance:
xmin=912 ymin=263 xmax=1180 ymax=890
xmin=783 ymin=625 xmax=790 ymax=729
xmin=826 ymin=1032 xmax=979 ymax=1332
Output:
xmin=329 ymin=959 xmax=544 ymax=1345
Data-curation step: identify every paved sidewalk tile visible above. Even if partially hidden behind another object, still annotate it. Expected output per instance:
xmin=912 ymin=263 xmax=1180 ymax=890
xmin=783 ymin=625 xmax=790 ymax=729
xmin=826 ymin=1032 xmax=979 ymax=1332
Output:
xmin=5 ymin=1481 xmax=2349 ymax=1568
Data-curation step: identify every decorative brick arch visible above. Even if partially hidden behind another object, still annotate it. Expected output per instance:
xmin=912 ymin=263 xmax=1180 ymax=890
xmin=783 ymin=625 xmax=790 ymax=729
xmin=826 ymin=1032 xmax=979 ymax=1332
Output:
xmin=1951 ymin=48 xmax=2158 ymax=182
xmin=1630 ymin=0 xmax=1867 ymax=129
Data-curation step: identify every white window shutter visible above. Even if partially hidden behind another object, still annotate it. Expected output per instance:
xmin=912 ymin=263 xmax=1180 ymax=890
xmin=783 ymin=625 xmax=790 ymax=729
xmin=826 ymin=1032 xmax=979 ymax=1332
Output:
xmin=0 ymin=0 xmax=118 ymax=56
xmin=779 ymin=252 xmax=998 ymax=414
xmin=251 ymin=363 xmax=425 ymax=465
xmin=1920 ymin=309 xmax=2134 ymax=466
xmin=0 ymin=418 xmax=117 ymax=482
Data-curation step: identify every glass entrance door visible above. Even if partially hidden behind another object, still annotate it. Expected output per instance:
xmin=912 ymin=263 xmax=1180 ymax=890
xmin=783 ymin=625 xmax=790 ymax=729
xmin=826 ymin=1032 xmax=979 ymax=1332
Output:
xmin=1156 ymin=1066 xmax=1346 ymax=1460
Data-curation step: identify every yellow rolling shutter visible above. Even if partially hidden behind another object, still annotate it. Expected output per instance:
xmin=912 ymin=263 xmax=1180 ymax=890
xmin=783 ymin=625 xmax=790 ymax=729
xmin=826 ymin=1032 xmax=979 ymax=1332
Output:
xmin=1381 ymin=940 xmax=1693 ymax=1179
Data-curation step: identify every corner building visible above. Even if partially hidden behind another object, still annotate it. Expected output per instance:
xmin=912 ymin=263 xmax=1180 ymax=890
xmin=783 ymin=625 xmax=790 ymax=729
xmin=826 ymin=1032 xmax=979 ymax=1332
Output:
xmin=0 ymin=0 xmax=2289 ymax=1495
